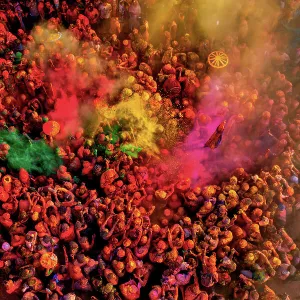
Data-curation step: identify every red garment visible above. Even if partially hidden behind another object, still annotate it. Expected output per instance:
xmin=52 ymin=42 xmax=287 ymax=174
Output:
xmin=85 ymin=8 xmax=99 ymax=25
xmin=162 ymin=65 xmax=176 ymax=75
xmin=78 ymin=14 xmax=90 ymax=27
xmin=66 ymin=8 xmax=79 ymax=24
xmin=183 ymin=77 xmax=200 ymax=98
xmin=163 ymin=77 xmax=181 ymax=98
xmin=60 ymin=224 xmax=75 ymax=242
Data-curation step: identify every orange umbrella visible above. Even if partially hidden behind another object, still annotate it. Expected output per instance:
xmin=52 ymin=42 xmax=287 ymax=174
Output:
xmin=43 ymin=121 xmax=60 ymax=137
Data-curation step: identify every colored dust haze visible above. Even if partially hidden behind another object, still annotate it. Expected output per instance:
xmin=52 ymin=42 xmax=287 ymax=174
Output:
xmin=24 ymin=0 xmax=293 ymax=185
xmin=27 ymin=25 xmax=114 ymax=139
xmin=159 ymin=0 xmax=292 ymax=186
xmin=0 ymin=130 xmax=61 ymax=175
xmin=86 ymin=93 xmax=161 ymax=154
xmin=27 ymin=25 xmax=163 ymax=154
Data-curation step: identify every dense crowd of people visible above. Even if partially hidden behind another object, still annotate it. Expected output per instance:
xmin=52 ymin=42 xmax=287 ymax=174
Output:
xmin=0 ymin=0 xmax=299 ymax=299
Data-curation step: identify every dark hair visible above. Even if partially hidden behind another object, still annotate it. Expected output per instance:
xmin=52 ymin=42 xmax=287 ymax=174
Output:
xmin=59 ymin=265 xmax=67 ymax=273
xmin=77 ymin=253 xmax=85 ymax=263
xmin=43 ymin=235 xmax=51 ymax=243
xmin=26 ymin=235 xmax=33 ymax=241
xmin=59 ymin=206 xmax=67 ymax=214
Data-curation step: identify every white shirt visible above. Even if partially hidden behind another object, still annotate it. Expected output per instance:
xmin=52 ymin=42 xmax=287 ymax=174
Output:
xmin=129 ymin=2 xmax=141 ymax=16
xmin=100 ymin=3 xmax=112 ymax=19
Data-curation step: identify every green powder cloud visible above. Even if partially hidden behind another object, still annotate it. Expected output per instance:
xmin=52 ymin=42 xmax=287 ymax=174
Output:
xmin=0 ymin=130 xmax=62 ymax=175
xmin=120 ymin=144 xmax=142 ymax=158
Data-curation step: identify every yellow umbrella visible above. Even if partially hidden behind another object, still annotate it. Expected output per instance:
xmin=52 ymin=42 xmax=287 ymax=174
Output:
xmin=208 ymin=51 xmax=229 ymax=69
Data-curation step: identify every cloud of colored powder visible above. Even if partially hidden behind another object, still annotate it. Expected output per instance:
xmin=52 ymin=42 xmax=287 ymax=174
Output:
xmin=155 ymin=0 xmax=289 ymax=186
xmin=87 ymin=93 xmax=161 ymax=154
xmin=26 ymin=26 xmax=119 ymax=139
xmin=0 ymin=130 xmax=62 ymax=175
